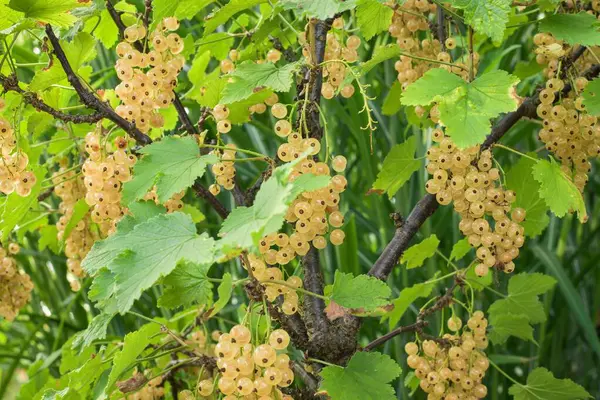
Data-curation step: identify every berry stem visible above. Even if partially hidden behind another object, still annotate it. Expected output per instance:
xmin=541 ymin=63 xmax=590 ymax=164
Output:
xmin=488 ymin=359 xmax=522 ymax=386
xmin=424 ymin=270 xmax=461 ymax=285
xmin=493 ymin=143 xmax=539 ymax=162
xmin=305 ymin=358 xmax=338 ymax=368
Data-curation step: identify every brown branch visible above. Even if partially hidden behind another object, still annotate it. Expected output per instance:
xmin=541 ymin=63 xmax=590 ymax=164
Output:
xmin=364 ymin=281 xmax=460 ymax=351
xmin=363 ymin=322 xmax=426 ymax=352
xmin=245 ymin=280 xmax=310 ymax=350
xmin=44 ymin=25 xmax=152 ymax=146
xmin=143 ymin=0 xmax=153 ymax=30
xmin=301 ymin=246 xmax=329 ymax=339
xmin=37 ymin=187 xmax=54 ymax=202
xmin=192 ymin=182 xmax=229 ymax=219
xmin=436 ymin=7 xmax=446 ymax=51
xmin=0 ymin=74 xmax=103 ymax=124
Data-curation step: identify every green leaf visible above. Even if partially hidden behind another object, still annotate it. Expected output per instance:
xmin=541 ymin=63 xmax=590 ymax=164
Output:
xmin=122 ymin=136 xmax=218 ymax=205
xmin=452 ymin=0 xmax=511 ymax=44
xmin=64 ymin=348 xmax=109 ymax=396
xmin=88 ymin=268 xmax=116 ymax=308
xmin=106 ymin=323 xmax=162 ymax=392
xmin=219 ymin=163 xmax=330 ymax=250
xmin=0 ymin=2 xmax=24 ymax=31
xmin=175 ymin=0 xmax=215 ymax=20
xmin=208 ymin=272 xmax=233 ymax=317
xmin=9 ymin=0 xmax=80 ymax=27
xmin=382 ymin=81 xmax=403 ymax=116
xmin=149 ymin=0 xmax=178 ymax=30
xmin=356 ymin=0 xmax=393 ymax=40
xmin=404 ymin=372 xmax=419 ymax=396
xmin=532 ymin=159 xmax=587 ymax=222
xmin=83 ymin=212 xmax=217 ymax=314
xmin=319 ymin=351 xmax=401 ymax=400
xmin=61 ymin=199 xmax=90 ymax=242
xmin=60 ymin=337 xmax=95 ymax=374
xmin=41 ymin=388 xmax=78 ymax=400
xmin=488 ymin=313 xmax=535 ymax=345
xmin=196 ymin=33 xmax=234 ymax=60
xmin=1 ymin=166 xmax=44 ymax=242
xmin=505 ymin=156 xmax=549 ymax=237
xmin=581 ymin=77 xmax=600 ymax=116
xmin=180 ymin=204 xmax=206 ymax=223
xmin=402 ymin=69 xmax=520 ymax=148
xmin=509 ymin=367 xmax=592 ymax=400
xmin=39 ymin=225 xmax=60 ymax=254
xmin=280 ymin=0 xmax=357 ymax=20
xmin=360 ymin=44 xmax=401 ymax=76
xmin=450 ymin=237 xmax=472 ymax=261
xmin=372 ymin=136 xmax=421 ymax=197
xmin=72 ymin=312 xmax=115 ymax=349
xmin=221 ymin=61 xmax=301 ymax=104
xmin=382 ymin=280 xmax=436 ymax=329
xmin=158 ymin=262 xmax=213 ymax=308
xmin=82 ymin=201 xmax=165 ymax=275
xmin=538 ymin=13 xmax=600 ymax=47
xmin=401 ymin=234 xmax=440 ymax=269
xmin=30 ymin=32 xmax=97 ymax=91
xmin=330 ymin=271 xmax=391 ymax=311
xmin=488 ymin=273 xmax=556 ymax=324
xmin=204 ymin=0 xmax=267 ymax=34
xmin=92 ymin=9 xmax=119 ymax=49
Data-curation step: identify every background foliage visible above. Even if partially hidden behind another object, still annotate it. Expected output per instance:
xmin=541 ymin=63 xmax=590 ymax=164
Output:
xmin=0 ymin=0 xmax=598 ymax=399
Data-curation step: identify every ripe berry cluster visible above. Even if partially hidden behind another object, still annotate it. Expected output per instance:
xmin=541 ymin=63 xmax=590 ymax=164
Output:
xmin=299 ymin=18 xmax=358 ymax=99
xmin=53 ymin=163 xmax=98 ymax=290
xmin=406 ymin=312 xmax=490 ymax=399
xmin=533 ymin=33 xmax=598 ymax=79
xmin=536 ymin=77 xmax=599 ymax=193
xmin=82 ymin=131 xmax=136 ymax=235
xmin=245 ymin=253 xmax=301 ymax=315
xmin=198 ymin=324 xmax=294 ymax=399
xmin=389 ymin=3 xmax=480 ymax=90
xmin=0 ymin=243 xmax=33 ymax=321
xmin=114 ymin=17 xmax=185 ymax=133
xmin=532 ymin=32 xmax=600 ymax=196
xmin=425 ymin=132 xmax=526 ymax=275
xmin=209 ymin=142 xmax=237 ymax=194
xmin=0 ymin=115 xmax=37 ymax=196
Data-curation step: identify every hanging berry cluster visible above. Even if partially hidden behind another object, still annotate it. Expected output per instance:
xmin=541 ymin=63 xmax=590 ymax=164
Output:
xmin=0 ymin=243 xmax=33 ymax=321
xmin=53 ymin=163 xmax=98 ymax=290
xmin=389 ymin=3 xmax=480 ymax=91
xmin=299 ymin=18 xmax=359 ymax=99
xmin=114 ymin=17 xmax=185 ymax=133
xmin=209 ymin=142 xmax=237 ymax=194
xmin=536 ymin=77 xmax=599 ymax=193
xmin=533 ymin=33 xmax=598 ymax=79
xmin=406 ymin=312 xmax=490 ymax=399
xmin=0 ymin=115 xmax=37 ymax=196
xmin=533 ymin=33 xmax=600 ymax=194
xmin=245 ymin=254 xmax=301 ymax=315
xmin=425 ymin=131 xmax=526 ymax=276
xmin=82 ymin=131 xmax=136 ymax=235
xmin=198 ymin=324 xmax=294 ymax=399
